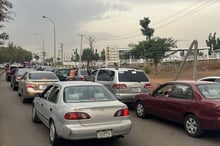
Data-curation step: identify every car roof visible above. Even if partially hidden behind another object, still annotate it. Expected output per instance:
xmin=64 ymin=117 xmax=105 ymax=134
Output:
xmin=98 ymin=68 xmax=144 ymax=72
xmin=53 ymin=81 xmax=104 ymax=87
xmin=198 ymin=76 xmax=220 ymax=80
xmin=165 ymin=80 xmax=219 ymax=85
xmin=28 ymin=70 xmax=55 ymax=73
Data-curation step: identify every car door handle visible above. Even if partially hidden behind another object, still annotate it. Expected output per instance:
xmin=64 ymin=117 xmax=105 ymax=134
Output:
xmin=50 ymin=108 xmax=52 ymax=112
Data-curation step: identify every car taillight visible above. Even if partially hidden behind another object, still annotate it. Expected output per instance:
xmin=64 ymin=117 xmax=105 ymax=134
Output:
xmin=64 ymin=112 xmax=91 ymax=120
xmin=112 ymin=84 xmax=127 ymax=89
xmin=8 ymin=70 xmax=12 ymax=74
xmin=114 ymin=108 xmax=129 ymax=117
xmin=80 ymin=77 xmax=85 ymax=80
xmin=26 ymin=84 xmax=35 ymax=88
xmin=144 ymin=83 xmax=151 ymax=88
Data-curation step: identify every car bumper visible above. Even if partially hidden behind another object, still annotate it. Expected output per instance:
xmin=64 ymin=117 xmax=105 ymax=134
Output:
xmin=115 ymin=93 xmax=149 ymax=103
xmin=58 ymin=120 xmax=132 ymax=140
xmin=24 ymin=90 xmax=43 ymax=99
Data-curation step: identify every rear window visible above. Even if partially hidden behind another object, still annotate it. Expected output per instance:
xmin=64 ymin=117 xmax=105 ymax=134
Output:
xmin=29 ymin=72 xmax=58 ymax=80
xmin=79 ymin=70 xmax=88 ymax=76
xmin=64 ymin=85 xmax=116 ymax=103
xmin=118 ymin=70 xmax=149 ymax=82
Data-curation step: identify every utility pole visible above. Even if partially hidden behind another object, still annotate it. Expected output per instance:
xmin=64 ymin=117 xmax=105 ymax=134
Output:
xmin=60 ymin=43 xmax=64 ymax=64
xmin=77 ymin=33 xmax=86 ymax=68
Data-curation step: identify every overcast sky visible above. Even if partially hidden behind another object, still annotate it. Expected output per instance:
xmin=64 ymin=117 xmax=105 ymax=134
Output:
xmin=3 ymin=0 xmax=220 ymax=59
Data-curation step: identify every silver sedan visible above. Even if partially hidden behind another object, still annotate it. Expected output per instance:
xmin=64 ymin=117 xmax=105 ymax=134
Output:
xmin=32 ymin=81 xmax=132 ymax=145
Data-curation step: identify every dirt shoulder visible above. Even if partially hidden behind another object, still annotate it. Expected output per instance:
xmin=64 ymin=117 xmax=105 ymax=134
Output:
xmin=148 ymin=69 xmax=220 ymax=90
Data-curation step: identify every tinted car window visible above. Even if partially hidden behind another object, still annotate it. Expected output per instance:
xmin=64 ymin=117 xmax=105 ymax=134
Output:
xmin=64 ymin=85 xmax=116 ymax=103
xmin=29 ymin=72 xmax=58 ymax=80
xmin=118 ymin=70 xmax=149 ymax=82
xmin=97 ymin=70 xmax=115 ymax=81
xmin=48 ymin=86 xmax=59 ymax=103
xmin=79 ymin=70 xmax=88 ymax=76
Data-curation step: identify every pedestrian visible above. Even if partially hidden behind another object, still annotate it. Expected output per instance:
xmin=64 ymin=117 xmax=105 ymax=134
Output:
xmin=69 ymin=67 xmax=78 ymax=80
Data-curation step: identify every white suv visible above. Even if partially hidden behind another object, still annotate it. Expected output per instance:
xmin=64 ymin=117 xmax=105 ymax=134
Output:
xmin=92 ymin=68 xmax=151 ymax=103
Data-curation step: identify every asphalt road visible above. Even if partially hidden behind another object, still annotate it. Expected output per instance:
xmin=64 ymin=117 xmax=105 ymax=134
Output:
xmin=0 ymin=72 xmax=220 ymax=146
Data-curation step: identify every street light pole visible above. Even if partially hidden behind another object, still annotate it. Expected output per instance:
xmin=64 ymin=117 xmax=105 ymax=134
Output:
xmin=35 ymin=33 xmax=45 ymax=63
xmin=42 ymin=16 xmax=56 ymax=64
xmin=77 ymin=33 xmax=86 ymax=68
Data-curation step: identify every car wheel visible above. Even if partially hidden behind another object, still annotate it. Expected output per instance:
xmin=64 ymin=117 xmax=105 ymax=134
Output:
xmin=184 ymin=114 xmax=204 ymax=138
xmin=135 ymin=101 xmax=147 ymax=118
xmin=49 ymin=121 xmax=60 ymax=146
xmin=32 ymin=105 xmax=40 ymax=123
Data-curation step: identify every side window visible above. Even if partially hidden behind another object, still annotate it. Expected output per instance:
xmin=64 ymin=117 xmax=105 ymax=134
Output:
xmin=97 ymin=70 xmax=114 ymax=81
xmin=153 ymin=84 xmax=173 ymax=97
xmin=48 ymin=86 xmax=60 ymax=103
xmin=41 ymin=85 xmax=54 ymax=99
xmin=170 ymin=84 xmax=193 ymax=99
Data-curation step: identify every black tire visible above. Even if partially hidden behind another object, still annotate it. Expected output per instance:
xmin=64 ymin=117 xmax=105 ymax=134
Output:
xmin=49 ymin=121 xmax=60 ymax=146
xmin=32 ymin=105 xmax=40 ymax=123
xmin=135 ymin=101 xmax=147 ymax=118
xmin=184 ymin=114 xmax=204 ymax=138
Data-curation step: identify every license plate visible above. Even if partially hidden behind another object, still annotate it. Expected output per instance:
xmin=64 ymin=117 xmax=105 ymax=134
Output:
xmin=97 ymin=130 xmax=112 ymax=139
xmin=132 ymin=87 xmax=141 ymax=92
xmin=39 ymin=85 xmax=46 ymax=90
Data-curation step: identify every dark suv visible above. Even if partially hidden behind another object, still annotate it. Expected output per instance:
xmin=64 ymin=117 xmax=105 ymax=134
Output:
xmin=92 ymin=68 xmax=151 ymax=103
xmin=6 ymin=64 xmax=24 ymax=81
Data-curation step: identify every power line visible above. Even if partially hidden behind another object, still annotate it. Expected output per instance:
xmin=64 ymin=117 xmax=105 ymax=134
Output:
xmin=100 ymin=0 xmax=217 ymax=41
xmin=155 ymin=0 xmax=216 ymax=30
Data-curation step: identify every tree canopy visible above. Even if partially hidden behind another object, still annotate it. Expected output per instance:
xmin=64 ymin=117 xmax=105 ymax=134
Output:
xmin=0 ymin=42 xmax=32 ymax=63
xmin=0 ymin=0 xmax=14 ymax=45
xmin=131 ymin=17 xmax=177 ymax=74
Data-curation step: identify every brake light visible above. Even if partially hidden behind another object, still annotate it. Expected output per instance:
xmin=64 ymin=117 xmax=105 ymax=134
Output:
xmin=144 ymin=83 xmax=151 ymax=88
xmin=112 ymin=84 xmax=127 ymax=89
xmin=114 ymin=108 xmax=129 ymax=117
xmin=80 ymin=77 xmax=85 ymax=81
xmin=26 ymin=84 xmax=35 ymax=88
xmin=64 ymin=112 xmax=91 ymax=120
xmin=8 ymin=70 xmax=12 ymax=74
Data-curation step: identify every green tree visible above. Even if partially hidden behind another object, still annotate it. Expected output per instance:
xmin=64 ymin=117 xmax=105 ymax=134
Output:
xmin=132 ymin=17 xmax=177 ymax=75
xmin=0 ymin=0 xmax=14 ymax=45
xmin=0 ymin=42 xmax=32 ymax=63
xmin=81 ymin=48 xmax=95 ymax=68
xmin=140 ymin=17 xmax=154 ymax=40
xmin=100 ymin=48 xmax=105 ymax=61
xmin=33 ymin=53 xmax=39 ymax=61
xmin=94 ymin=49 xmax=99 ymax=61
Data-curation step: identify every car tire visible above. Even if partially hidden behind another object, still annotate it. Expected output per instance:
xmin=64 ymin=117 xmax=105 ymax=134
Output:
xmin=49 ymin=121 xmax=60 ymax=146
xmin=135 ymin=101 xmax=147 ymax=118
xmin=184 ymin=114 xmax=204 ymax=138
xmin=32 ymin=105 xmax=40 ymax=123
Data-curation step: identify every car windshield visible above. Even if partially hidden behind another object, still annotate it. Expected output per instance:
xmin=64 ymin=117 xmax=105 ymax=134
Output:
xmin=29 ymin=72 xmax=58 ymax=80
xmin=118 ymin=70 xmax=149 ymax=82
xmin=64 ymin=85 xmax=116 ymax=103
xmin=197 ymin=84 xmax=220 ymax=99
xmin=79 ymin=70 xmax=88 ymax=76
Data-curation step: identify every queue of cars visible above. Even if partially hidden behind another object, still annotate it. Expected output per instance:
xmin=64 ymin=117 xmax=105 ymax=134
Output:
xmin=5 ymin=63 xmax=220 ymax=144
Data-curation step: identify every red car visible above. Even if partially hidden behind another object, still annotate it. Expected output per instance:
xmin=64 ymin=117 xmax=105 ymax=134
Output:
xmin=134 ymin=80 xmax=220 ymax=138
